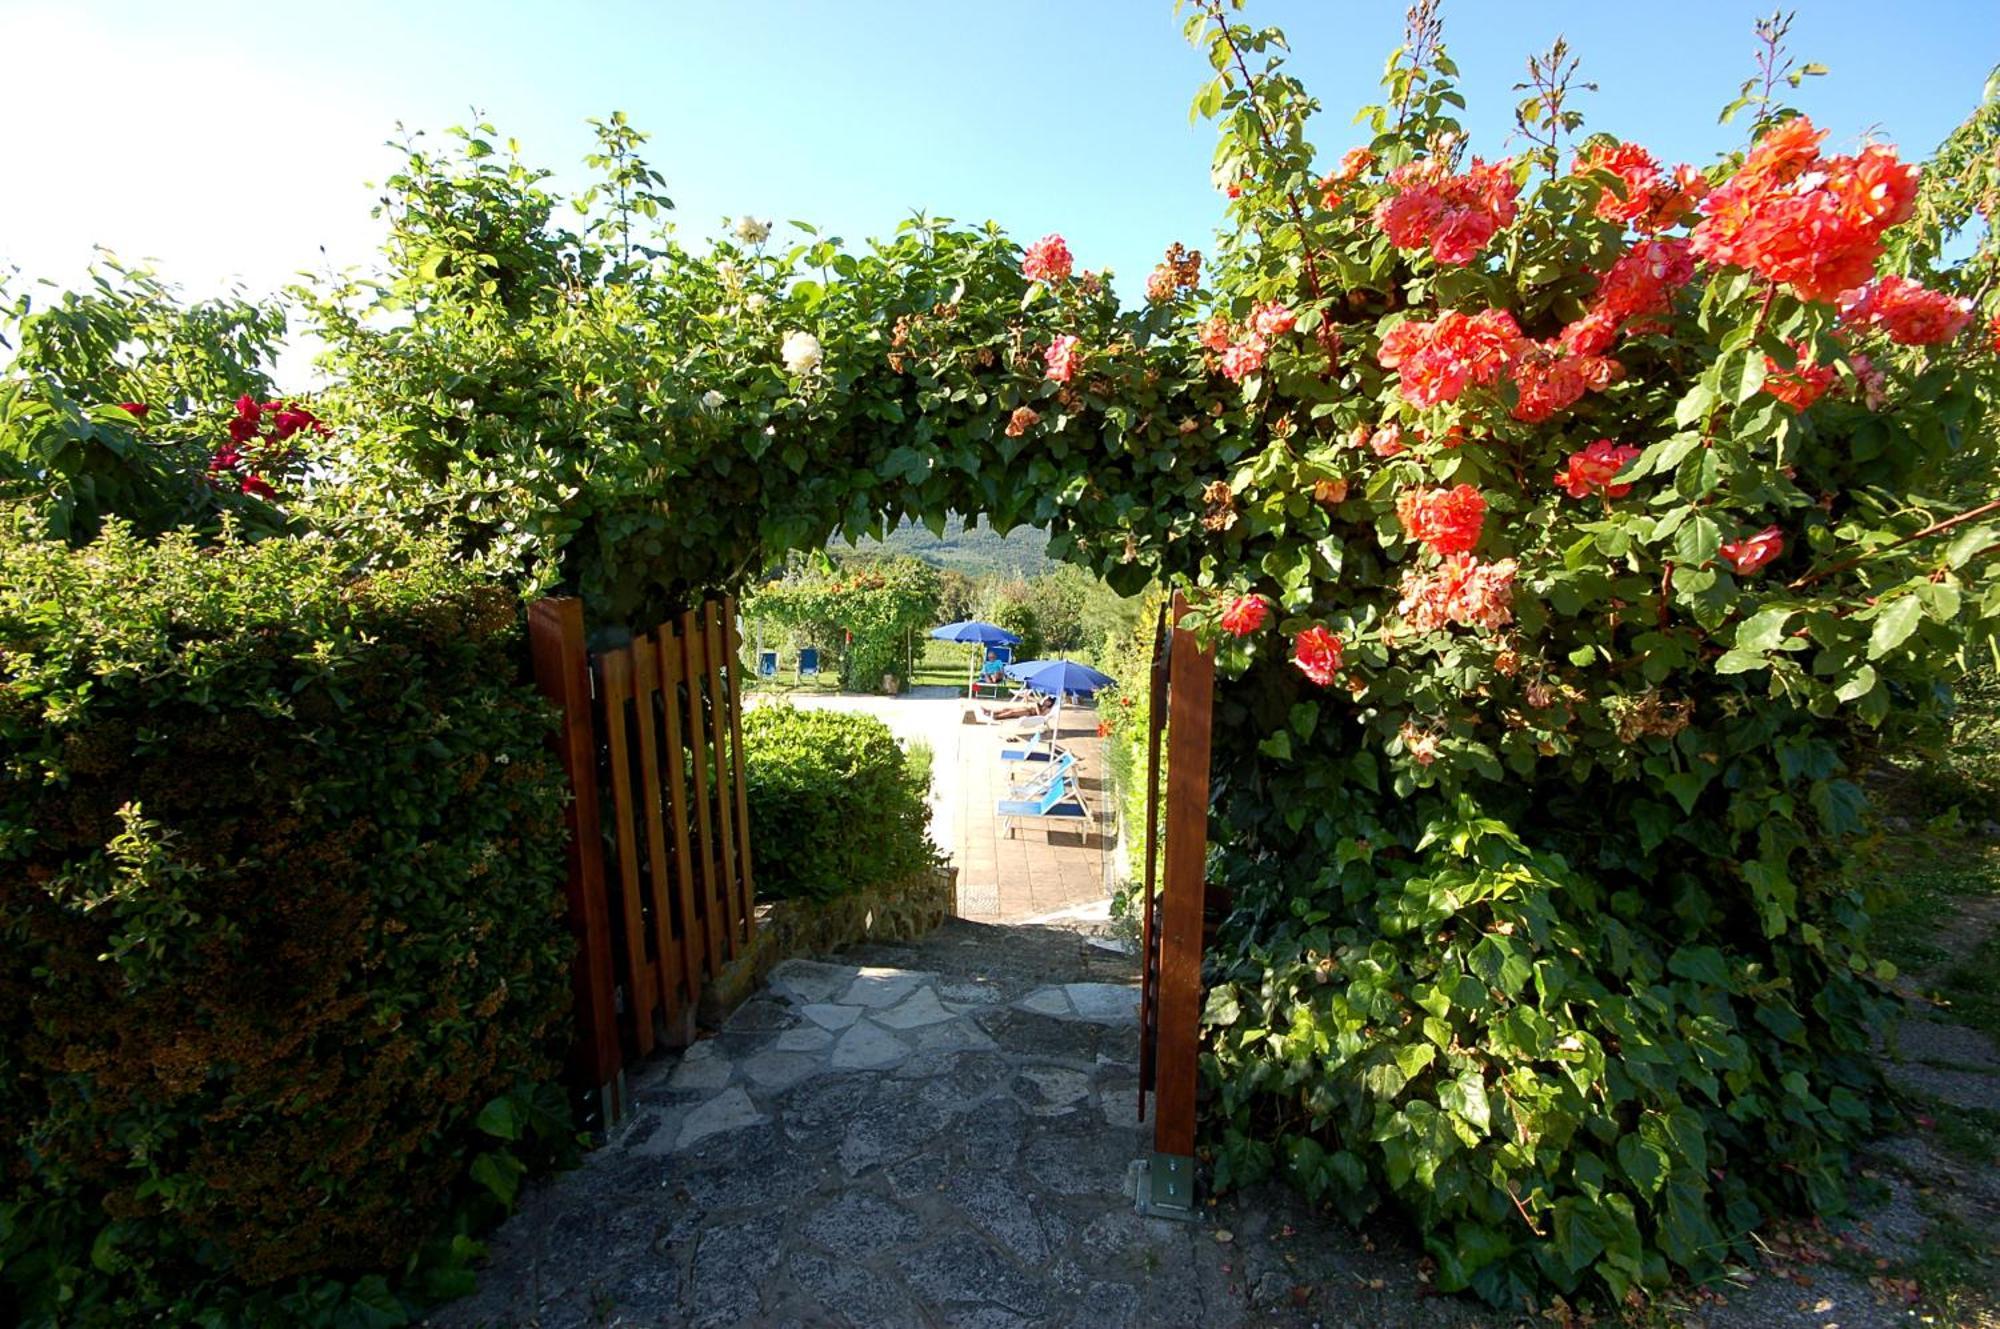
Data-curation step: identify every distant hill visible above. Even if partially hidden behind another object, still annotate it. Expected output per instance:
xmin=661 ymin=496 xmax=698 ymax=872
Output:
xmin=840 ymin=514 xmax=1055 ymax=579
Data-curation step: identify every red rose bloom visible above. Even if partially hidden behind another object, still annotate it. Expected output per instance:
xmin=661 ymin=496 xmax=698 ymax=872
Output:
xmin=240 ymin=474 xmax=275 ymax=499
xmin=1395 ymin=483 xmax=1488 ymax=556
xmin=1291 ymin=626 xmax=1345 ymax=686
xmin=1837 ymin=275 xmax=1975 ymax=346
xmin=1021 ymin=234 xmax=1074 ymax=284
xmin=1377 ymin=308 xmax=1524 ymax=408
xmin=1372 ymin=156 xmax=1518 ymax=266
xmin=1719 ymin=525 xmax=1784 ymax=575
xmin=117 ymin=402 xmax=149 ymax=418
xmin=1219 ymin=595 xmax=1270 ymax=637
xmin=1764 ymin=344 xmax=1839 ymax=411
xmin=1690 ymin=117 xmax=1917 ymax=304
xmin=1554 ymin=439 xmax=1643 ymax=500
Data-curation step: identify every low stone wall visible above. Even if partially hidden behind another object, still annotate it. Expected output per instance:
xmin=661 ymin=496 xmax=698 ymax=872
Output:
xmin=696 ymin=865 xmax=957 ymax=1026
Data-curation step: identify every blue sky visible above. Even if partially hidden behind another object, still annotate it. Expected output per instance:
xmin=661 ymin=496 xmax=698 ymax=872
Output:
xmin=2 ymin=0 xmax=1993 ymax=313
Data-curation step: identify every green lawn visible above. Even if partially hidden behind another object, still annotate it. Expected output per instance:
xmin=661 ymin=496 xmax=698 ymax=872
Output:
xmin=910 ymin=638 xmax=976 ymax=691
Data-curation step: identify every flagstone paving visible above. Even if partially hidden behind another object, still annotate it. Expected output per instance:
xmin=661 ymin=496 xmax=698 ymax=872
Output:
xmin=425 ymin=923 xmax=1494 ymax=1329
xmin=427 ymin=920 xmax=1998 ymax=1329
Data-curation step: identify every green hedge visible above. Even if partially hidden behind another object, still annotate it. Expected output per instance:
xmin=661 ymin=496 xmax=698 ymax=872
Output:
xmin=742 ymin=705 xmax=940 ymax=902
xmin=0 ymin=511 xmax=574 ymax=1326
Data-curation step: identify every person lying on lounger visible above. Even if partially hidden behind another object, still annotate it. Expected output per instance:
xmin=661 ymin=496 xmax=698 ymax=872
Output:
xmin=968 ymin=694 xmax=1052 ymax=723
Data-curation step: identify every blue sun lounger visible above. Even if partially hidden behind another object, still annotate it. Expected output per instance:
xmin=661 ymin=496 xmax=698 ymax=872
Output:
xmin=997 ymin=767 xmax=1092 ymax=839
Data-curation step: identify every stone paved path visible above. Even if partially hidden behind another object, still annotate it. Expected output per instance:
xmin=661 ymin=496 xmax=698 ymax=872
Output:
xmin=425 ymin=922 xmax=1489 ymax=1329
xmin=427 ymin=918 xmax=1999 ymax=1329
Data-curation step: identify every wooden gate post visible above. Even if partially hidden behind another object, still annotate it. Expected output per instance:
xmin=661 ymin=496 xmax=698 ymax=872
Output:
xmin=1148 ymin=593 xmax=1213 ymax=1216
xmin=527 ymin=596 xmax=625 ymax=1127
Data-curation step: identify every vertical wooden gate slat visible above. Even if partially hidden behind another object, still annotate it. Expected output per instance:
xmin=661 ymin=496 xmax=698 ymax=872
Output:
xmin=703 ymin=602 xmax=746 ymax=949
xmin=1137 ymin=601 xmax=1170 ymax=1118
xmin=722 ymin=597 xmax=758 ymax=930
xmin=628 ymin=634 xmax=684 ymax=1023
xmin=653 ymin=624 xmax=708 ymax=1001
xmin=598 ymin=648 xmax=657 ymax=1056
xmin=1153 ymin=593 xmax=1213 ymax=1162
xmin=679 ymin=609 xmax=731 ymax=965
xmin=526 ymin=598 xmax=621 ymax=1102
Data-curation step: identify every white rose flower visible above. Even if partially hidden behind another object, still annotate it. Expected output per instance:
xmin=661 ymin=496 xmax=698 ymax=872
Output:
xmin=700 ymin=390 xmax=726 ymax=411
xmin=781 ymin=330 xmax=822 ymax=375
xmin=744 ymin=293 xmax=767 ymax=312
xmin=716 ymin=260 xmax=741 ymax=286
xmin=734 ymin=216 xmax=772 ymax=246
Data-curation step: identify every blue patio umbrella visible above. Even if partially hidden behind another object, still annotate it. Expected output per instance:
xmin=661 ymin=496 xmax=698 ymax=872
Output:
xmin=928 ymin=620 xmax=1021 ymax=645
xmin=1003 ymin=658 xmax=1114 ymax=699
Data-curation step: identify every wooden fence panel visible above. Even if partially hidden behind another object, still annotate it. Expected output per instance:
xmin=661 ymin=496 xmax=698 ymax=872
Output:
xmin=1137 ymin=601 xmax=1170 ymax=1117
xmin=529 ymin=595 xmax=760 ymax=1125
xmin=702 ymin=603 xmax=746 ymax=954
xmin=526 ymin=599 xmax=621 ymax=1113
xmin=678 ymin=609 xmax=732 ymax=968
xmin=723 ymin=596 xmax=758 ymax=914
xmin=628 ymin=634 xmax=685 ymax=1026
xmin=597 ymin=648 xmax=658 ymax=1058
xmin=652 ymin=626 xmax=708 ymax=1002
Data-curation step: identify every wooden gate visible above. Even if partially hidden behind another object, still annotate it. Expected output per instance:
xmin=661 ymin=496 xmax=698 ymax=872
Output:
xmin=528 ymin=595 xmax=756 ymax=1127
xmin=1137 ymin=593 xmax=1215 ymax=1216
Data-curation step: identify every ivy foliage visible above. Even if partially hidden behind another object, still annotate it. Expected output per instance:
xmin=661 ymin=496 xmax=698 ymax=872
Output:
xmin=300 ymin=120 xmax=1234 ymax=628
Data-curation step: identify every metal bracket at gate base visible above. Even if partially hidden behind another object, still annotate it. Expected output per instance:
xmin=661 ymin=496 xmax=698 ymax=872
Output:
xmin=585 ymin=1070 xmax=629 ymax=1135
xmin=1141 ymin=1150 xmax=1198 ymax=1220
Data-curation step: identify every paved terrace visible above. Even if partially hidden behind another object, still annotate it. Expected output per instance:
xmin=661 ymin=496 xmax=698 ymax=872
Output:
xmin=750 ymin=689 xmax=1114 ymax=924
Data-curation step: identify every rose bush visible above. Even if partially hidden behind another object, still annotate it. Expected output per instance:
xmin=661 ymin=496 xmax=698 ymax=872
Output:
xmin=0 ymin=260 xmax=313 ymax=543
xmin=1167 ymin=0 xmax=2000 ymax=1307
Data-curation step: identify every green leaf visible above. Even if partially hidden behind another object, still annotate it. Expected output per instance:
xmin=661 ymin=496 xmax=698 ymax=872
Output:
xmin=1395 ymin=1041 xmax=1437 ymax=1081
xmin=474 ymin=1095 xmax=522 ymax=1141
xmin=1616 ymin=1132 xmax=1670 ymax=1196
xmin=1439 ymin=1071 xmax=1491 ymax=1134
xmin=1867 ymin=596 xmax=1923 ymax=659
xmin=1717 ymin=349 xmax=1766 ymax=404
xmin=469 ymin=1150 xmax=526 ymax=1208
xmin=1673 ymin=383 xmax=1716 ymax=429
xmin=1674 ymin=514 xmax=1721 ymax=568
xmin=1734 ymin=605 xmax=1792 ymax=653
xmin=1834 ymin=664 xmax=1878 ymax=702
xmin=344 ymin=1276 xmax=411 ymax=1328
xmin=1668 ymin=945 xmax=1731 ymax=988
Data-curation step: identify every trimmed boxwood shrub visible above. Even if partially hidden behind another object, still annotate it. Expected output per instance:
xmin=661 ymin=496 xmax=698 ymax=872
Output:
xmin=0 ymin=509 xmax=574 ymax=1326
xmin=742 ymin=705 xmax=940 ymax=902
